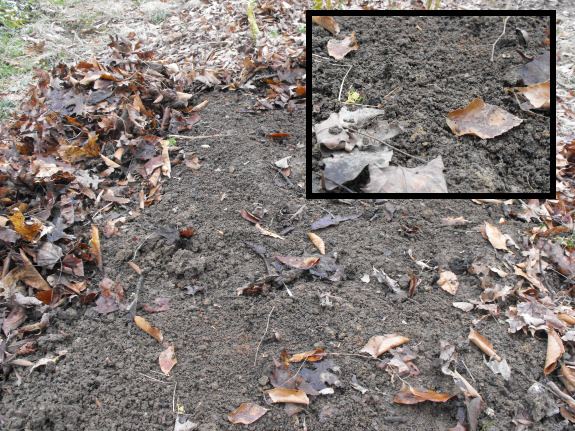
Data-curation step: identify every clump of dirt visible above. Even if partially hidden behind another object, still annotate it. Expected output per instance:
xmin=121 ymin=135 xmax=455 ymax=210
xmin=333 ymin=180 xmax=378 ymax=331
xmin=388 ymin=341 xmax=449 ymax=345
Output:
xmin=311 ymin=15 xmax=551 ymax=194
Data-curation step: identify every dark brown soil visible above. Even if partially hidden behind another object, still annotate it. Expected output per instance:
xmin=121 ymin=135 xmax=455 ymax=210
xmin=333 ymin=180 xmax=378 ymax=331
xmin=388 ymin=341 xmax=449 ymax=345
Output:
xmin=311 ymin=15 xmax=552 ymax=194
xmin=2 ymin=193 xmax=568 ymax=430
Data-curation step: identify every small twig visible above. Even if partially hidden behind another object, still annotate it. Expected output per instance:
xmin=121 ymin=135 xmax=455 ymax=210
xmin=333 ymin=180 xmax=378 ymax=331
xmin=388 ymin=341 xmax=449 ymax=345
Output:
xmin=383 ymin=86 xmax=401 ymax=99
xmin=510 ymin=88 xmax=547 ymax=118
xmin=173 ymin=380 xmax=177 ymax=413
xmin=547 ymin=381 xmax=575 ymax=410
xmin=338 ymin=65 xmax=353 ymax=103
xmin=128 ymin=272 xmax=145 ymax=320
xmin=273 ymin=167 xmax=293 ymax=186
xmin=254 ymin=306 xmax=275 ymax=367
xmin=139 ymin=373 xmax=171 ymax=384
xmin=130 ymin=233 xmax=154 ymax=262
xmin=461 ymin=359 xmax=477 ymax=383
xmin=344 ymin=126 xmax=428 ymax=164
xmin=491 ymin=16 xmax=510 ymax=62
xmin=312 ymin=54 xmax=350 ymax=66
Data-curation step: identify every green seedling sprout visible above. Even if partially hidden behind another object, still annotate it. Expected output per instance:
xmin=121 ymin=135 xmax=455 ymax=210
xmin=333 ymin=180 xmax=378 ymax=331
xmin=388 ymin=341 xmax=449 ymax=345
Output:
xmin=346 ymin=88 xmax=363 ymax=105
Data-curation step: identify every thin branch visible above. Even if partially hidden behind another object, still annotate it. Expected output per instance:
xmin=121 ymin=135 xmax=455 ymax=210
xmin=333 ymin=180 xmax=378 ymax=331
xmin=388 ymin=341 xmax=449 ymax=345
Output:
xmin=344 ymin=126 xmax=428 ymax=164
xmin=254 ymin=306 xmax=275 ymax=366
xmin=338 ymin=65 xmax=353 ymax=103
xmin=491 ymin=16 xmax=510 ymax=62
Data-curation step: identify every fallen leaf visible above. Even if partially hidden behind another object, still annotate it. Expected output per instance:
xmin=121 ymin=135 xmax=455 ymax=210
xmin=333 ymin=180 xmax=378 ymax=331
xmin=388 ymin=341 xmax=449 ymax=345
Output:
xmin=143 ymin=298 xmax=170 ymax=312
xmin=468 ymin=327 xmax=501 ymax=361
xmin=489 ymin=266 xmax=509 ymax=277
xmin=441 ymin=216 xmax=470 ymax=226
xmin=394 ymin=386 xmax=456 ymax=405
xmin=307 ymin=233 xmax=325 ymax=254
xmin=159 ymin=344 xmax=177 ymax=375
xmin=311 ymin=213 xmax=362 ymax=230
xmin=372 ymin=267 xmax=406 ymax=298
xmin=350 ymin=375 xmax=368 ymax=394
xmin=328 ymin=31 xmax=358 ymax=60
xmin=8 ymin=210 xmax=43 ymax=242
xmin=289 ymin=349 xmax=326 ymax=362
xmin=228 ymin=403 xmax=269 ymax=425
xmin=438 ymin=270 xmax=459 ymax=295
xmin=364 ymin=156 xmax=448 ymax=193
xmin=274 ymin=256 xmax=319 ymax=270
xmin=484 ymin=222 xmax=509 ymax=251
xmin=184 ymin=153 xmax=201 ymax=170
xmin=514 ymin=266 xmax=547 ymax=293
xmin=446 ymin=99 xmax=523 ymax=139
xmin=134 ymin=316 xmax=163 ymax=343
xmin=239 ymin=209 xmax=261 ymax=224
xmin=90 ymin=224 xmax=102 ymax=269
xmin=268 ymin=133 xmax=291 ymax=141
xmin=453 ymin=302 xmax=474 ymax=312
xmin=517 ymin=51 xmax=550 ymax=86
xmin=255 ymin=223 xmax=285 ymax=240
xmin=484 ymin=356 xmax=511 ymax=380
xmin=95 ymin=277 xmax=125 ymax=314
xmin=516 ymin=82 xmax=550 ymax=109
xmin=312 ymin=16 xmax=340 ymax=35
xmin=265 ymin=388 xmax=309 ymax=404
xmin=360 ymin=334 xmax=409 ymax=358
xmin=544 ymin=326 xmax=565 ymax=375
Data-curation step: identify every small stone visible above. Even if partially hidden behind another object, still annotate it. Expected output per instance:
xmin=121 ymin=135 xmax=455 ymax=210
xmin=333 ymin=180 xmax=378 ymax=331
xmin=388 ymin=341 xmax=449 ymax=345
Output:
xmin=229 ymin=167 xmax=235 ymax=173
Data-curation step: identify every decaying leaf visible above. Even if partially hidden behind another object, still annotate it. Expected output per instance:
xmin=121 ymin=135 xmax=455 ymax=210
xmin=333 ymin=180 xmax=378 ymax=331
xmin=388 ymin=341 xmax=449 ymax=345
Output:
xmin=274 ymin=256 xmax=320 ymax=270
xmin=289 ymin=349 xmax=326 ymax=362
xmin=95 ymin=277 xmax=125 ymax=314
xmin=159 ymin=344 xmax=177 ymax=375
xmin=517 ymin=51 xmax=550 ymax=86
xmin=394 ymin=386 xmax=456 ymax=405
xmin=142 ymin=298 xmax=170 ymax=312
xmin=307 ymin=233 xmax=326 ymax=255
xmin=372 ymin=267 xmax=406 ymax=298
xmin=446 ymin=99 xmax=523 ymax=139
xmin=265 ymin=388 xmax=309 ymax=404
xmin=360 ymin=334 xmax=409 ymax=358
xmin=364 ymin=156 xmax=448 ymax=193
xmin=438 ymin=270 xmax=459 ymax=295
xmin=484 ymin=356 xmax=511 ymax=380
xmin=484 ymin=222 xmax=510 ymax=251
xmin=544 ymin=326 xmax=565 ymax=375
xmin=228 ymin=403 xmax=269 ymax=425
xmin=468 ymin=327 xmax=501 ymax=361
xmin=239 ymin=209 xmax=261 ymax=224
xmin=311 ymin=213 xmax=362 ymax=230
xmin=441 ymin=216 xmax=470 ymax=226
xmin=311 ymin=16 xmax=340 ymax=35
xmin=134 ymin=316 xmax=163 ymax=343
xmin=327 ymin=31 xmax=358 ymax=60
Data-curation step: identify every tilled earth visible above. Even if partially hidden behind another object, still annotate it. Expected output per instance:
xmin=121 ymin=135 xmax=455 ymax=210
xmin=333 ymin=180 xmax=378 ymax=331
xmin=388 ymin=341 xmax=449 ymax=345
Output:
xmin=2 ymin=196 xmax=570 ymax=431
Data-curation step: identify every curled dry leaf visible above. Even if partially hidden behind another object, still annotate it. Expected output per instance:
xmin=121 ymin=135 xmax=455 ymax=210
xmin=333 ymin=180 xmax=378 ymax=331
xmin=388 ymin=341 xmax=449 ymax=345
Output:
xmin=289 ymin=349 xmax=326 ymax=362
xmin=516 ymin=82 xmax=550 ymax=109
xmin=134 ymin=316 xmax=163 ymax=343
xmin=394 ymin=386 xmax=456 ymax=405
xmin=228 ymin=403 xmax=269 ymax=425
xmin=307 ymin=233 xmax=326 ymax=255
xmin=265 ymin=388 xmax=309 ymax=405
xmin=311 ymin=16 xmax=340 ymax=35
xmin=484 ymin=222 xmax=509 ymax=251
xmin=327 ymin=31 xmax=358 ymax=60
xmin=544 ymin=326 xmax=565 ymax=375
xmin=255 ymin=223 xmax=285 ymax=240
xmin=360 ymin=334 xmax=409 ymax=358
xmin=438 ymin=270 xmax=459 ymax=295
xmin=159 ymin=344 xmax=177 ymax=376
xmin=446 ymin=99 xmax=523 ymax=139
xmin=274 ymin=256 xmax=320 ymax=270
xmin=468 ymin=327 xmax=501 ymax=361
xmin=239 ymin=209 xmax=260 ymax=224
xmin=90 ymin=224 xmax=102 ymax=269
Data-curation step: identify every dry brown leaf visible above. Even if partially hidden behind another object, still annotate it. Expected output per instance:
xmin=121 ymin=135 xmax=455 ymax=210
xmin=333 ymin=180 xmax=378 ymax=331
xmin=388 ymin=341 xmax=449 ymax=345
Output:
xmin=484 ymin=222 xmax=509 ymax=251
xmin=274 ymin=256 xmax=319 ymax=270
xmin=134 ymin=316 xmax=163 ymax=343
xmin=7 ymin=210 xmax=43 ymax=242
xmin=559 ymin=313 xmax=575 ymax=326
xmin=560 ymin=364 xmax=575 ymax=394
xmin=184 ymin=153 xmax=201 ymax=171
xmin=489 ymin=266 xmax=509 ymax=277
xmin=514 ymin=266 xmax=547 ymax=294
xmin=307 ymin=233 xmax=325 ymax=255
xmin=364 ymin=156 xmax=447 ymax=193
xmin=265 ymin=388 xmax=309 ymax=404
xmin=128 ymin=261 xmax=142 ymax=275
xmin=90 ymin=224 xmax=102 ymax=269
xmin=327 ymin=31 xmax=358 ymax=60
xmin=446 ymin=99 xmax=523 ymax=139
xmin=360 ymin=334 xmax=409 ymax=358
xmin=544 ymin=326 xmax=565 ymax=375
xmin=394 ymin=386 xmax=456 ymax=405
xmin=228 ymin=403 xmax=269 ymax=425
xmin=255 ymin=223 xmax=285 ymax=240
xmin=159 ymin=139 xmax=172 ymax=178
xmin=289 ymin=349 xmax=327 ymax=363
xmin=438 ymin=270 xmax=459 ymax=295
xmin=468 ymin=327 xmax=501 ymax=361
xmin=311 ymin=16 xmax=340 ymax=35
xmin=159 ymin=344 xmax=177 ymax=376
xmin=441 ymin=216 xmax=470 ymax=226
xmin=516 ymin=82 xmax=550 ymax=109
xmin=239 ymin=209 xmax=260 ymax=224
